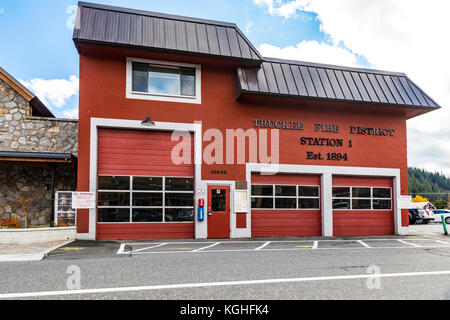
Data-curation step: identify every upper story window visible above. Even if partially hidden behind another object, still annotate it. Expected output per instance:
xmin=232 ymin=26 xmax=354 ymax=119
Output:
xmin=126 ymin=58 xmax=201 ymax=104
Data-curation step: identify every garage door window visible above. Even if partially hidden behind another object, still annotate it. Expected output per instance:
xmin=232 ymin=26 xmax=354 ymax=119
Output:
xmin=98 ymin=176 xmax=194 ymax=223
xmin=333 ymin=187 xmax=391 ymax=210
xmin=251 ymin=185 xmax=320 ymax=210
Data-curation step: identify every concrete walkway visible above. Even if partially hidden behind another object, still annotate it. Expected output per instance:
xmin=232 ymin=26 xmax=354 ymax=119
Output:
xmin=408 ymin=223 xmax=449 ymax=238
xmin=0 ymin=240 xmax=73 ymax=262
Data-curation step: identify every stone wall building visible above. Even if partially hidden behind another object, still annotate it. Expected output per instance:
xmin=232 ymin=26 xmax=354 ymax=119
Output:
xmin=0 ymin=67 xmax=78 ymax=227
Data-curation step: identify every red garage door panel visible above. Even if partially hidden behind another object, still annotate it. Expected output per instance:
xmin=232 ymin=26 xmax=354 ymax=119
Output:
xmin=96 ymin=223 xmax=194 ymax=240
xmin=97 ymin=129 xmax=194 ymax=240
xmin=251 ymin=174 xmax=321 ymax=237
xmin=252 ymin=174 xmax=321 ymax=185
xmin=98 ymin=129 xmax=193 ymax=177
xmin=333 ymin=176 xmax=394 ymax=236
xmin=252 ymin=211 xmax=321 ymax=237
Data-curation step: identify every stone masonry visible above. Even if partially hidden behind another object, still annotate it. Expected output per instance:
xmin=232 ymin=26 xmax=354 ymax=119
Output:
xmin=0 ymin=166 xmax=76 ymax=226
xmin=0 ymin=78 xmax=78 ymax=155
xmin=0 ymin=77 xmax=78 ymax=227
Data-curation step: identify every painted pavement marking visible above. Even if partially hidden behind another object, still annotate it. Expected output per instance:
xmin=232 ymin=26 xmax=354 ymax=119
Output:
xmin=2 ymin=269 xmax=450 ymax=299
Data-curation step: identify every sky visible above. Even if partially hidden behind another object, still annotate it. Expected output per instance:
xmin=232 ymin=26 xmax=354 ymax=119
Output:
xmin=0 ymin=0 xmax=449 ymax=176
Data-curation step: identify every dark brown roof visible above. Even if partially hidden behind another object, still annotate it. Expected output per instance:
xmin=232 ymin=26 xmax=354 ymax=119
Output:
xmin=73 ymin=2 xmax=440 ymax=112
xmin=237 ymin=58 xmax=440 ymax=109
xmin=73 ymin=2 xmax=262 ymax=63
xmin=0 ymin=66 xmax=54 ymax=118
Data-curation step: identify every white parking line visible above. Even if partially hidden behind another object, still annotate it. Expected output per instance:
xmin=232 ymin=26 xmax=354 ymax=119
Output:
xmin=3 ymin=269 xmax=450 ymax=299
xmin=116 ymin=244 xmax=126 ymax=255
xmin=118 ymin=238 xmax=432 ymax=247
xmin=255 ymin=241 xmax=271 ymax=251
xmin=120 ymin=244 xmax=450 ymax=255
xmin=357 ymin=240 xmax=371 ymax=248
xmin=116 ymin=238 xmax=449 ymax=255
xmin=192 ymin=242 xmax=221 ymax=252
xmin=398 ymin=239 xmax=421 ymax=247
xmin=131 ymin=243 xmax=168 ymax=253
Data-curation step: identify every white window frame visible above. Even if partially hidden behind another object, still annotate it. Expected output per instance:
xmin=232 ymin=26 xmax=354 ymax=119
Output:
xmin=97 ymin=175 xmax=195 ymax=224
xmin=251 ymin=184 xmax=321 ymax=211
xmin=54 ymin=191 xmax=77 ymax=226
xmin=126 ymin=57 xmax=202 ymax=104
xmin=332 ymin=186 xmax=392 ymax=211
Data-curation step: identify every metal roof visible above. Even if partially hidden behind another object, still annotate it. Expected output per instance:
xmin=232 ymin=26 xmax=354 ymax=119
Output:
xmin=0 ymin=151 xmax=73 ymax=161
xmin=237 ymin=58 xmax=440 ymax=109
xmin=74 ymin=2 xmax=262 ymax=63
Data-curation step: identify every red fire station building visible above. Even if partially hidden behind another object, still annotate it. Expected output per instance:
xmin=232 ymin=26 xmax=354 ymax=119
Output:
xmin=73 ymin=2 xmax=440 ymax=240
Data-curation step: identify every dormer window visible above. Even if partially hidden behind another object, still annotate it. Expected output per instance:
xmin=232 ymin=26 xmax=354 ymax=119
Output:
xmin=126 ymin=58 xmax=201 ymax=104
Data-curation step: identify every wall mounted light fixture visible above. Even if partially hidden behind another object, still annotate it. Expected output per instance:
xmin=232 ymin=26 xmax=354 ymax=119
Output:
xmin=141 ymin=112 xmax=155 ymax=127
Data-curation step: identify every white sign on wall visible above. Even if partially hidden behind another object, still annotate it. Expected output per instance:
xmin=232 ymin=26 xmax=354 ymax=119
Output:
xmin=397 ymin=195 xmax=412 ymax=209
xmin=72 ymin=192 xmax=96 ymax=209
xmin=234 ymin=190 xmax=249 ymax=213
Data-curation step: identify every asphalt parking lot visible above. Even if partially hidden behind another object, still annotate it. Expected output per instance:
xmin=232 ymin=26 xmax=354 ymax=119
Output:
xmin=116 ymin=238 xmax=450 ymax=255
xmin=1 ymin=224 xmax=450 ymax=300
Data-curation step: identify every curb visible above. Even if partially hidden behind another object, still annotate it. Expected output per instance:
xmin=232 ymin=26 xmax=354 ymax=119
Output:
xmin=0 ymin=240 xmax=74 ymax=262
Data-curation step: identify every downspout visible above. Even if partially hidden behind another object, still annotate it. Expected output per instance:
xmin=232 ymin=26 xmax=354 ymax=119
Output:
xmin=50 ymin=163 xmax=56 ymax=226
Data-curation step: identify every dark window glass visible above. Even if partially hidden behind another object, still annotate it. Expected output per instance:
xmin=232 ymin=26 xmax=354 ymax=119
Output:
xmin=132 ymin=62 xmax=149 ymax=92
xmin=132 ymin=193 xmax=163 ymax=207
xmin=333 ymin=187 xmax=350 ymax=198
xmin=275 ymin=185 xmax=296 ymax=196
xmin=165 ymin=208 xmax=194 ymax=222
xmin=373 ymin=200 xmax=392 ymax=210
xmin=251 ymin=185 xmax=273 ymax=196
xmin=275 ymin=198 xmax=296 ymax=209
xmin=98 ymin=192 xmax=130 ymax=207
xmin=373 ymin=188 xmax=391 ymax=199
xmin=352 ymin=199 xmax=371 ymax=209
xmin=98 ymin=208 xmax=130 ymax=222
xmin=211 ymin=189 xmax=227 ymax=212
xmin=299 ymin=186 xmax=319 ymax=197
xmin=299 ymin=198 xmax=320 ymax=209
xmin=165 ymin=193 xmax=194 ymax=207
xmin=251 ymin=197 xmax=273 ymax=209
xmin=333 ymin=199 xmax=350 ymax=209
xmin=132 ymin=63 xmax=196 ymax=97
xmin=165 ymin=178 xmax=194 ymax=191
xmin=181 ymin=67 xmax=196 ymax=96
xmin=98 ymin=176 xmax=130 ymax=190
xmin=132 ymin=208 xmax=163 ymax=222
xmin=352 ymin=187 xmax=371 ymax=198
xmin=133 ymin=177 xmax=163 ymax=191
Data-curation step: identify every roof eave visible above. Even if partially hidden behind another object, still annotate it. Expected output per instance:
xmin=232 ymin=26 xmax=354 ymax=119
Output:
xmin=73 ymin=38 xmax=262 ymax=66
xmin=237 ymin=90 xmax=440 ymax=119
xmin=0 ymin=66 xmax=55 ymax=118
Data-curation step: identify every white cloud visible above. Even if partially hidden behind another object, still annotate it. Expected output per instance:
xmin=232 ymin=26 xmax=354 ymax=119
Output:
xmin=19 ymin=76 xmax=79 ymax=119
xmin=20 ymin=75 xmax=78 ymax=108
xmin=259 ymin=41 xmax=359 ymax=67
xmin=246 ymin=20 xmax=254 ymax=34
xmin=62 ymin=107 xmax=79 ymax=119
xmin=255 ymin=0 xmax=450 ymax=175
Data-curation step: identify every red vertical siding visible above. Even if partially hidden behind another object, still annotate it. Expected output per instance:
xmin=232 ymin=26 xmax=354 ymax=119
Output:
xmin=251 ymin=174 xmax=321 ymax=237
xmin=96 ymin=129 xmax=194 ymax=240
xmin=332 ymin=176 xmax=394 ymax=236
xmin=236 ymin=213 xmax=247 ymax=229
xmin=76 ymin=45 xmax=411 ymax=238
